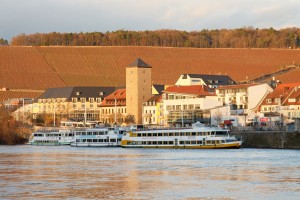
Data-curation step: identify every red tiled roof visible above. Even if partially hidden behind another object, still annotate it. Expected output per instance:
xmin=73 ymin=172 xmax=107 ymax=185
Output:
xmin=101 ymin=89 xmax=126 ymax=107
xmin=164 ymin=85 xmax=215 ymax=96
xmin=261 ymin=82 xmax=300 ymax=106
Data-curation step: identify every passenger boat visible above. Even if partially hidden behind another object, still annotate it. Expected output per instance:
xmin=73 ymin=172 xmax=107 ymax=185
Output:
xmin=70 ymin=127 xmax=126 ymax=147
xmin=121 ymin=122 xmax=242 ymax=149
xmin=28 ymin=129 xmax=74 ymax=146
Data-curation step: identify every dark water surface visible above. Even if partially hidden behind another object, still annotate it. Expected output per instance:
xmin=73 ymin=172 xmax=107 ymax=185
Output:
xmin=0 ymin=146 xmax=299 ymax=200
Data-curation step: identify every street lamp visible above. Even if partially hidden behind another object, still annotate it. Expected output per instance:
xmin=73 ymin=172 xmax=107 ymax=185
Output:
xmin=114 ymin=98 xmax=117 ymax=126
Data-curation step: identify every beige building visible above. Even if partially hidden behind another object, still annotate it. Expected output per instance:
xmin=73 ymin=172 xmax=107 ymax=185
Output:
xmin=126 ymin=58 xmax=152 ymax=124
xmin=32 ymin=87 xmax=117 ymax=124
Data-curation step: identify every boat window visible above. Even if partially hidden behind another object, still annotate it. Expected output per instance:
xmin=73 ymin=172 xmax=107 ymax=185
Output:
xmin=191 ymin=141 xmax=196 ymax=144
xmin=82 ymin=139 xmax=86 ymax=142
xmin=163 ymin=141 xmax=168 ymax=145
xmin=132 ymin=141 xmax=136 ymax=145
xmin=76 ymin=139 xmax=80 ymax=142
xmin=137 ymin=134 xmax=141 ymax=137
xmin=147 ymin=133 xmax=152 ymax=137
xmin=147 ymin=141 xmax=151 ymax=145
xmin=164 ymin=133 xmax=168 ymax=136
xmin=87 ymin=139 xmax=92 ymax=142
xmin=99 ymin=139 xmax=103 ymax=142
xmin=222 ymin=140 xmax=226 ymax=143
xmin=153 ymin=141 xmax=157 ymax=145
xmin=110 ymin=139 xmax=116 ymax=142
xmin=175 ymin=132 xmax=179 ymax=136
xmin=185 ymin=141 xmax=190 ymax=144
xmin=93 ymin=139 xmax=97 ymax=142
xmin=127 ymin=142 xmax=132 ymax=145
xmin=142 ymin=133 xmax=147 ymax=137
xmin=87 ymin=132 xmax=92 ymax=135
xmin=103 ymin=139 xmax=107 ymax=142
xmin=180 ymin=132 xmax=185 ymax=136
xmin=192 ymin=132 xmax=196 ymax=136
xmin=93 ymin=132 xmax=98 ymax=135
xmin=169 ymin=133 xmax=174 ymax=136
xmin=197 ymin=141 xmax=202 ymax=144
xmin=179 ymin=141 xmax=184 ymax=145
xmin=158 ymin=141 xmax=162 ymax=145
xmin=142 ymin=141 xmax=146 ymax=145
xmin=186 ymin=132 xmax=190 ymax=136
xmin=169 ymin=141 xmax=174 ymax=145
xmin=153 ymin=133 xmax=157 ymax=136
xmin=212 ymin=140 xmax=215 ymax=144
xmin=82 ymin=132 xmax=86 ymax=135
xmin=158 ymin=133 xmax=162 ymax=137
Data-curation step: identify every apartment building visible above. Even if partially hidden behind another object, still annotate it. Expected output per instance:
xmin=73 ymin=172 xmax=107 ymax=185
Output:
xmin=99 ymin=89 xmax=127 ymax=124
xmin=33 ymin=87 xmax=117 ymax=122
xmin=260 ymin=83 xmax=300 ymax=122
xmin=162 ymin=85 xmax=222 ymax=126
xmin=216 ymin=83 xmax=273 ymax=114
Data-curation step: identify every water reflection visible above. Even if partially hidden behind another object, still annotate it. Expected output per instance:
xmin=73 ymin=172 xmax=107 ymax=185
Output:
xmin=0 ymin=146 xmax=299 ymax=199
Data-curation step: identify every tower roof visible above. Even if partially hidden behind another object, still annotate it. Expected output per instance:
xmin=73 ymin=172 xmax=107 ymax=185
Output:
xmin=128 ymin=58 xmax=151 ymax=68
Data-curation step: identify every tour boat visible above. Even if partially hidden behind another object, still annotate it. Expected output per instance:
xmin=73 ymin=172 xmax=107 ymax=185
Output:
xmin=70 ymin=127 xmax=126 ymax=147
xmin=121 ymin=122 xmax=242 ymax=149
xmin=28 ymin=129 xmax=74 ymax=146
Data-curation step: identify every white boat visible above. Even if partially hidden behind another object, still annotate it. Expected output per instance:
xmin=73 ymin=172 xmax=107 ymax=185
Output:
xmin=121 ymin=122 xmax=242 ymax=149
xmin=28 ymin=129 xmax=74 ymax=146
xmin=70 ymin=127 xmax=126 ymax=147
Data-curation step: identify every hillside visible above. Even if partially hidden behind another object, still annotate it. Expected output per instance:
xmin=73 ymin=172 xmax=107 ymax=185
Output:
xmin=1 ymin=46 xmax=300 ymax=99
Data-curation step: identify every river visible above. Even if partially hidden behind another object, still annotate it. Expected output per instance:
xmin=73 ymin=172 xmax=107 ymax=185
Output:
xmin=0 ymin=146 xmax=299 ymax=200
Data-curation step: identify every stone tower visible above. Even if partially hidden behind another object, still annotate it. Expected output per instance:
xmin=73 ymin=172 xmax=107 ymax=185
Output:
xmin=126 ymin=58 xmax=152 ymax=124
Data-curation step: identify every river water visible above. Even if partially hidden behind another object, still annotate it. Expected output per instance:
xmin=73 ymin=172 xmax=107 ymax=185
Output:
xmin=0 ymin=146 xmax=299 ymax=200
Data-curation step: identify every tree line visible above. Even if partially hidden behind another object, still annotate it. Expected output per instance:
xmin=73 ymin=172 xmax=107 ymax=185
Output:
xmin=10 ymin=27 xmax=300 ymax=48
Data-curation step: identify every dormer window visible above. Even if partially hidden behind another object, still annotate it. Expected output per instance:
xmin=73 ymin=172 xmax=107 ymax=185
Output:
xmin=99 ymin=92 xmax=104 ymax=96
xmin=266 ymin=99 xmax=272 ymax=103
xmin=76 ymin=91 xmax=81 ymax=96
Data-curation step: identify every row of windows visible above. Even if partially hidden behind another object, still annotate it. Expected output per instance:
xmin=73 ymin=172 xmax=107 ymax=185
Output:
xmin=102 ymin=108 xmax=126 ymax=114
xmin=75 ymin=131 xmax=107 ymax=136
xmin=134 ymin=131 xmax=227 ymax=137
xmin=126 ymin=140 xmax=225 ymax=145
xmin=76 ymin=138 xmax=117 ymax=143
xmin=34 ymin=133 xmax=74 ymax=137
xmin=166 ymin=104 xmax=200 ymax=111
xmin=72 ymin=98 xmax=102 ymax=103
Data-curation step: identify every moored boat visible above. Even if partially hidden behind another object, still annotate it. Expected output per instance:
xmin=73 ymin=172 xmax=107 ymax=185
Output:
xmin=121 ymin=122 xmax=242 ymax=149
xmin=28 ymin=129 xmax=74 ymax=146
xmin=70 ymin=127 xmax=126 ymax=147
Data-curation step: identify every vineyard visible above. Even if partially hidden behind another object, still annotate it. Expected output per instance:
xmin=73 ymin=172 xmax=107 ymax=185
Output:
xmin=1 ymin=46 xmax=300 ymax=99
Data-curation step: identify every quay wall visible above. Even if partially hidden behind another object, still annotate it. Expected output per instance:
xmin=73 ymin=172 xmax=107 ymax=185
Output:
xmin=232 ymin=131 xmax=300 ymax=149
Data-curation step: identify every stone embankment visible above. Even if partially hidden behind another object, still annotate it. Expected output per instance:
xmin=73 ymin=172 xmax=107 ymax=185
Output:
xmin=232 ymin=131 xmax=300 ymax=149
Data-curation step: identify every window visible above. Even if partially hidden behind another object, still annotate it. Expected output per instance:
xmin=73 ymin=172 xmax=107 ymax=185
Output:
xmin=266 ymin=99 xmax=272 ymax=103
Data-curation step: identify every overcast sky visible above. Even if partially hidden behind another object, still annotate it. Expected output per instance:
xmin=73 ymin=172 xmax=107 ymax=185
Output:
xmin=1 ymin=0 xmax=300 ymax=41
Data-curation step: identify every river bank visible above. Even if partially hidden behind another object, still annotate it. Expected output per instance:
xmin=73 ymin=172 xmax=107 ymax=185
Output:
xmin=233 ymin=131 xmax=300 ymax=149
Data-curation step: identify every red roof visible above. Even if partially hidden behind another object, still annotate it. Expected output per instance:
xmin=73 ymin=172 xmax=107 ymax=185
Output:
xmin=261 ymin=83 xmax=300 ymax=106
xmin=164 ymin=85 xmax=215 ymax=96
xmin=101 ymin=89 xmax=126 ymax=107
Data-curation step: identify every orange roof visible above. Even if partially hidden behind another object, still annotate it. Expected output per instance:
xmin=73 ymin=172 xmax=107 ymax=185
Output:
xmin=164 ymin=85 xmax=215 ymax=96
xmin=101 ymin=89 xmax=126 ymax=107
xmin=261 ymin=82 xmax=300 ymax=106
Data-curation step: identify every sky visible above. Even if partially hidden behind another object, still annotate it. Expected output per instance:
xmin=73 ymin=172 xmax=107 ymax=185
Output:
xmin=1 ymin=0 xmax=300 ymax=41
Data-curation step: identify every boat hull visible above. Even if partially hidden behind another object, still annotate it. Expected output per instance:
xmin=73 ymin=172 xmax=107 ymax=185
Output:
xmin=121 ymin=142 xmax=242 ymax=149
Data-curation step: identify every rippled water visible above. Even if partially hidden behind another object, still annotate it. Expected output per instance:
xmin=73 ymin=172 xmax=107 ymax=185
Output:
xmin=0 ymin=146 xmax=299 ymax=200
